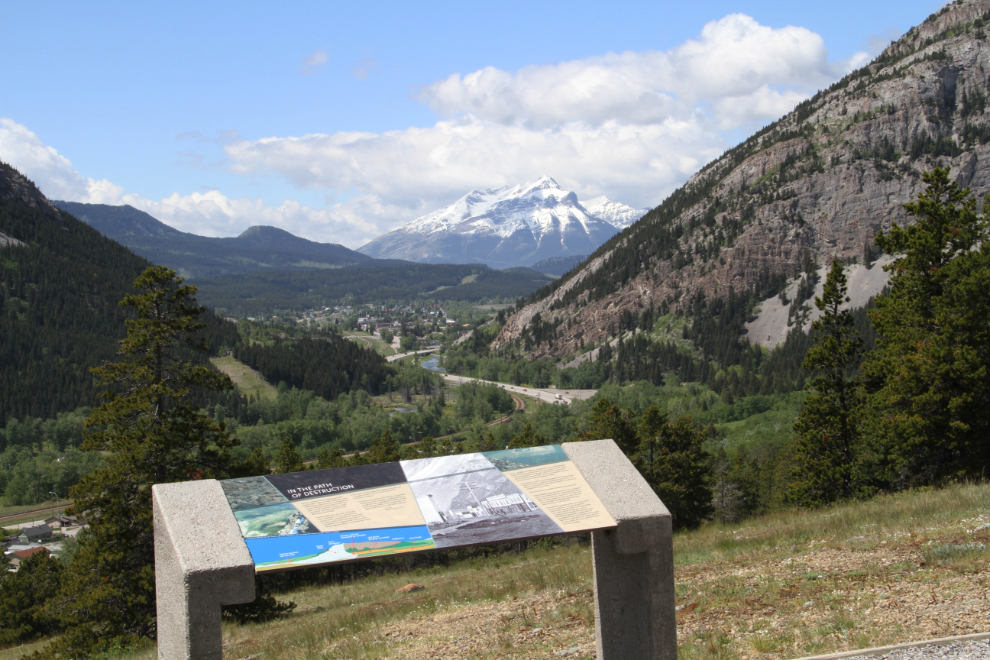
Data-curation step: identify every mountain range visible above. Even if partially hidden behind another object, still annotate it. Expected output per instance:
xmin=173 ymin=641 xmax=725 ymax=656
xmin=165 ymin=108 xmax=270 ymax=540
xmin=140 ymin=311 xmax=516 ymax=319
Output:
xmin=53 ymin=201 xmax=378 ymax=279
xmin=493 ymin=0 xmax=990 ymax=359
xmin=358 ymin=177 xmax=646 ymax=268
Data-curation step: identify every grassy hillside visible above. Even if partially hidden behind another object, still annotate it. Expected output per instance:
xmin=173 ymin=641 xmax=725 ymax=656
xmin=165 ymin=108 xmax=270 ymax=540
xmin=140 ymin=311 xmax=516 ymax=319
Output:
xmin=6 ymin=482 xmax=983 ymax=660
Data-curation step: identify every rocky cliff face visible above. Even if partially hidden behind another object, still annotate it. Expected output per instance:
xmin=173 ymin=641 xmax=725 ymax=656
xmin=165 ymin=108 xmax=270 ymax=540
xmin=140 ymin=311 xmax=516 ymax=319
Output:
xmin=493 ymin=0 xmax=990 ymax=359
xmin=0 ymin=160 xmax=66 ymax=228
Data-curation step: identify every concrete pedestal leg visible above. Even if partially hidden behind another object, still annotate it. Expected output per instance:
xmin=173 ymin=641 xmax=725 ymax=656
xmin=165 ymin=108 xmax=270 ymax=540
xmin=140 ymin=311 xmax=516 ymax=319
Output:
xmin=563 ymin=440 xmax=677 ymax=660
xmin=153 ymin=480 xmax=256 ymax=660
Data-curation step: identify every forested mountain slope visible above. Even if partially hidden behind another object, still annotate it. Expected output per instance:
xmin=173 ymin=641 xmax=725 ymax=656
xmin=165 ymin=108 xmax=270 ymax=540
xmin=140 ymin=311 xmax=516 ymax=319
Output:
xmin=493 ymin=0 xmax=990 ymax=359
xmin=0 ymin=163 xmax=238 ymax=423
xmin=54 ymin=201 xmax=375 ymax=278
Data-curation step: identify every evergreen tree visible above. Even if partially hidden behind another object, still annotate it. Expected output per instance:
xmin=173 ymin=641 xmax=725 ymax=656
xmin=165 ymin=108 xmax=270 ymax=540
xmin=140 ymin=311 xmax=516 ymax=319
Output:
xmin=475 ymin=432 xmax=498 ymax=452
xmin=578 ymin=398 xmax=638 ymax=454
xmin=791 ymin=260 xmax=863 ymax=506
xmin=41 ymin=266 xmax=240 ymax=657
xmin=0 ymin=549 xmax=64 ymax=645
xmin=361 ymin=430 xmax=402 ymax=464
xmin=273 ymin=437 xmax=303 ymax=474
xmin=863 ymin=167 xmax=990 ymax=485
xmin=315 ymin=446 xmax=347 ymax=469
xmin=238 ymin=447 xmax=271 ymax=477
xmin=508 ymin=423 xmax=548 ymax=449
xmin=635 ymin=407 xmax=713 ymax=530
xmin=413 ymin=435 xmax=438 ymax=458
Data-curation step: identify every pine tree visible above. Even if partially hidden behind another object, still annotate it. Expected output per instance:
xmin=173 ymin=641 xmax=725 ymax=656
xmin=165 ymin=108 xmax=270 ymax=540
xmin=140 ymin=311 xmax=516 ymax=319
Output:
xmin=474 ymin=432 xmax=498 ymax=452
xmin=41 ymin=266 xmax=240 ymax=657
xmin=863 ymin=167 xmax=990 ymax=485
xmin=578 ymin=398 xmax=637 ymax=454
xmin=315 ymin=446 xmax=347 ymax=469
xmin=361 ymin=430 xmax=402 ymax=464
xmin=635 ymin=406 xmax=713 ymax=530
xmin=508 ymin=423 xmax=548 ymax=449
xmin=791 ymin=260 xmax=863 ymax=506
xmin=273 ymin=437 xmax=303 ymax=474
xmin=0 ymin=549 xmax=64 ymax=645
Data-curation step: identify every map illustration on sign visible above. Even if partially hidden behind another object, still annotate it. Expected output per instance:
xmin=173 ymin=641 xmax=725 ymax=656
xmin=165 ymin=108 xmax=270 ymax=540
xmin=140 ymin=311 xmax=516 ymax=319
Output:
xmin=219 ymin=445 xmax=617 ymax=572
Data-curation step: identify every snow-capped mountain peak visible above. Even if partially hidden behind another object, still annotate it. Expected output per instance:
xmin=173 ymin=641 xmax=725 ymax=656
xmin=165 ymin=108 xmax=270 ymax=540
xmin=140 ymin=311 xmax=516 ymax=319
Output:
xmin=579 ymin=196 xmax=646 ymax=229
xmin=358 ymin=177 xmax=648 ymax=269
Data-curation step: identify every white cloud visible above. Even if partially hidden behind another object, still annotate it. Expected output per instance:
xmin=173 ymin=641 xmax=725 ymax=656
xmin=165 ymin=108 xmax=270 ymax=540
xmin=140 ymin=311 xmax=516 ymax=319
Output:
xmin=0 ymin=118 xmax=124 ymax=203
xmin=0 ymin=117 xmax=384 ymax=247
xmin=2 ymin=14 xmax=869 ymax=248
xmin=225 ymin=114 xmax=722 ymax=211
xmin=302 ymin=49 xmax=329 ymax=75
xmin=417 ymin=14 xmax=866 ymax=128
xmin=227 ymin=14 xmax=867 ymax=220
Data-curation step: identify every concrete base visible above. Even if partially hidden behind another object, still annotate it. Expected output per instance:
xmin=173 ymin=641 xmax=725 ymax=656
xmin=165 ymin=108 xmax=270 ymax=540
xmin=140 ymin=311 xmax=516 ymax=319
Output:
xmin=564 ymin=440 xmax=676 ymax=660
xmin=153 ymin=480 xmax=255 ymax=660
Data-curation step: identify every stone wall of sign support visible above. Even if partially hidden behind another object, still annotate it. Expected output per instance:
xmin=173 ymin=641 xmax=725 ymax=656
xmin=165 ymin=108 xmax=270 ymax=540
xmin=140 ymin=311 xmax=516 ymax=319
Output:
xmin=152 ymin=439 xmax=676 ymax=660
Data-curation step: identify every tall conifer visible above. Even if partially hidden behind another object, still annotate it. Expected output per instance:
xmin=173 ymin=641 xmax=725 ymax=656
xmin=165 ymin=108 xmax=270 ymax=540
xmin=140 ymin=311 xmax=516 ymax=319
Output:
xmin=792 ymin=260 xmax=863 ymax=506
xmin=42 ymin=266 xmax=239 ymax=656
xmin=863 ymin=167 xmax=990 ymax=484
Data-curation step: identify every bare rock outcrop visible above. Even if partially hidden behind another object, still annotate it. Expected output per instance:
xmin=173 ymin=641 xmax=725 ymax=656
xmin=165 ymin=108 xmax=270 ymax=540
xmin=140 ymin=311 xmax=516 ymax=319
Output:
xmin=0 ymin=160 xmax=66 ymax=229
xmin=493 ymin=0 xmax=990 ymax=360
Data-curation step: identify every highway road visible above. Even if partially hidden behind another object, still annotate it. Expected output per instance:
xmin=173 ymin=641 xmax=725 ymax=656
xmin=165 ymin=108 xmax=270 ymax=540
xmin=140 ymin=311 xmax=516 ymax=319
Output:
xmin=438 ymin=372 xmax=596 ymax=406
xmin=385 ymin=347 xmax=440 ymax=363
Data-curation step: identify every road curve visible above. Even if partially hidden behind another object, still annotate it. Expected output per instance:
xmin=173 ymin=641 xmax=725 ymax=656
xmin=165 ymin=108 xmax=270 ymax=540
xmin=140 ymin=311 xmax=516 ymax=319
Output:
xmin=439 ymin=372 xmax=596 ymax=406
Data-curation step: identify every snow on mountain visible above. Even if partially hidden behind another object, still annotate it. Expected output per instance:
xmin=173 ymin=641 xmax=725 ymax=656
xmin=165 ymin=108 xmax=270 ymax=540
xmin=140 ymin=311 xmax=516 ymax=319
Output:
xmin=358 ymin=177 xmax=646 ymax=269
xmin=579 ymin=196 xmax=646 ymax=229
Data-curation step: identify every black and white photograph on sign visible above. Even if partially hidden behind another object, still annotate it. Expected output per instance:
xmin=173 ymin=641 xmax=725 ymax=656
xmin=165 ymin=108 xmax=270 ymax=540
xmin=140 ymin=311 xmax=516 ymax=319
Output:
xmin=408 ymin=468 xmax=563 ymax=548
xmin=401 ymin=453 xmax=495 ymax=482
xmin=220 ymin=476 xmax=288 ymax=512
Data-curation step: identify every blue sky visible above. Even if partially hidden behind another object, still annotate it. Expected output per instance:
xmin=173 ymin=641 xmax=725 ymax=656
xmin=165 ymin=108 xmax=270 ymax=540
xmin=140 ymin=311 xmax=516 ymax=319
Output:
xmin=0 ymin=1 xmax=942 ymax=247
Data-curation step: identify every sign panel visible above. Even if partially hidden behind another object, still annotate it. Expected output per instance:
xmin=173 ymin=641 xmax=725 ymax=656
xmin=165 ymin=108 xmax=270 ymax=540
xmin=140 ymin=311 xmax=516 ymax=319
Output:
xmin=220 ymin=445 xmax=617 ymax=572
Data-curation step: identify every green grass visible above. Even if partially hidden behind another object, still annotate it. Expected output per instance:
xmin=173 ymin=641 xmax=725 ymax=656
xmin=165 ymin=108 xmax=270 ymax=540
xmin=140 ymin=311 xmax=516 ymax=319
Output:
xmin=343 ymin=331 xmax=397 ymax=356
xmin=673 ymin=481 xmax=990 ymax=566
xmin=210 ymin=356 xmax=277 ymax=401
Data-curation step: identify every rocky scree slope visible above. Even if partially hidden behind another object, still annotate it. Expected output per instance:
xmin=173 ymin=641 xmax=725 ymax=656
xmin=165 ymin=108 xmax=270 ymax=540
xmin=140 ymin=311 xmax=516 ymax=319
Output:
xmin=493 ymin=0 xmax=990 ymax=359
xmin=358 ymin=176 xmax=646 ymax=269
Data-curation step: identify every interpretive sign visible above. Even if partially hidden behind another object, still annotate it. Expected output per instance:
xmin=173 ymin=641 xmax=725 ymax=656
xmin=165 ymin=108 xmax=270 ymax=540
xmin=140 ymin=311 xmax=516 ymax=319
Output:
xmin=219 ymin=445 xmax=618 ymax=572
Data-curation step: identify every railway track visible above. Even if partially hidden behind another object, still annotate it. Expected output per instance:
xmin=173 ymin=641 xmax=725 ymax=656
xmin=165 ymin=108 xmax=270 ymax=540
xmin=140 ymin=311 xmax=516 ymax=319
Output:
xmin=0 ymin=503 xmax=72 ymax=525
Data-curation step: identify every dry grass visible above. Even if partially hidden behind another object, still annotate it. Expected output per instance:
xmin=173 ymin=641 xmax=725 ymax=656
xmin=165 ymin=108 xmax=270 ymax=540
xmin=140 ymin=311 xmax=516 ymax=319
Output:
xmin=5 ymin=483 xmax=988 ymax=659
xmin=211 ymin=357 xmax=277 ymax=401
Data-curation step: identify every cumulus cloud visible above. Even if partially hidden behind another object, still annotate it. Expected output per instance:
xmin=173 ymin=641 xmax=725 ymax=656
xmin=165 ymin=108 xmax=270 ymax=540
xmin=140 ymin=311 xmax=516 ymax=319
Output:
xmin=0 ymin=117 xmax=385 ymax=247
xmin=417 ymin=14 xmax=867 ymax=128
xmin=302 ymin=49 xmax=329 ymax=75
xmin=0 ymin=118 xmax=124 ymax=203
xmin=225 ymin=114 xmax=721 ymax=211
xmin=227 ymin=14 xmax=868 ymax=218
xmin=1 ymin=14 xmax=870 ymax=247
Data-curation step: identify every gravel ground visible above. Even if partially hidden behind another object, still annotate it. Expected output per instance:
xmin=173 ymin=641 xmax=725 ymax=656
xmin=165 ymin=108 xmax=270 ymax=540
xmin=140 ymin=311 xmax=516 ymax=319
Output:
xmin=842 ymin=638 xmax=990 ymax=660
